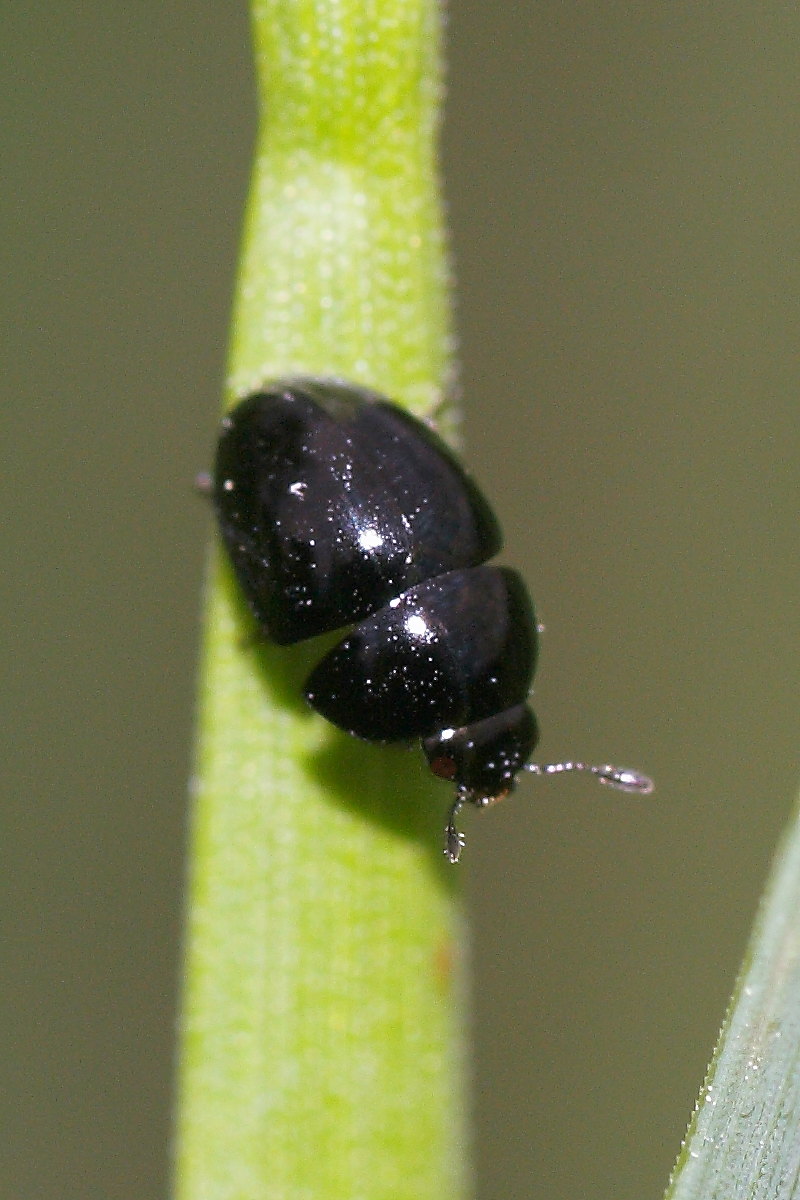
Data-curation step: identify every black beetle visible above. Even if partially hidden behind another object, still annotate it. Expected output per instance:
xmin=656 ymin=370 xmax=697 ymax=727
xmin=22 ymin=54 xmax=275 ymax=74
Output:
xmin=212 ymin=378 xmax=652 ymax=861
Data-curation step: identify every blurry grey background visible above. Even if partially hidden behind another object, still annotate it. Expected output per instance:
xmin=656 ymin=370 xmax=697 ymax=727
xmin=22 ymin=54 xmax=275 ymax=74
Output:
xmin=3 ymin=4 xmax=798 ymax=1198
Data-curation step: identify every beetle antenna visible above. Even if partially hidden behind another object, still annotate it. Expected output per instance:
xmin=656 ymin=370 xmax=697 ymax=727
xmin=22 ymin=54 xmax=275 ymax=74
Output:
xmin=444 ymin=796 xmax=467 ymax=863
xmin=524 ymin=760 xmax=654 ymax=794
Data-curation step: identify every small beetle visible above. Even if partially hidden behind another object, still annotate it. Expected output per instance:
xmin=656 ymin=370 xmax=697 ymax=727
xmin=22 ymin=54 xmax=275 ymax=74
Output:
xmin=212 ymin=378 xmax=652 ymax=860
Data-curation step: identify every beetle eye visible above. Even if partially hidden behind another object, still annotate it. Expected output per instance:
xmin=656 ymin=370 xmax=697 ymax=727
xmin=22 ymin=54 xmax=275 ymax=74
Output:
xmin=429 ymin=755 xmax=457 ymax=781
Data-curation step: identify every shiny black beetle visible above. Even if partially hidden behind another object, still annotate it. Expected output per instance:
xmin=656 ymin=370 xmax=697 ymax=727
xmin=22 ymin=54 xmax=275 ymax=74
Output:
xmin=212 ymin=378 xmax=652 ymax=860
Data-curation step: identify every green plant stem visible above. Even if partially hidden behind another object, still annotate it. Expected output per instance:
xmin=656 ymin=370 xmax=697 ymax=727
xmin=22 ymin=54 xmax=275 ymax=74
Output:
xmin=664 ymin=789 xmax=800 ymax=1200
xmin=173 ymin=2 xmax=468 ymax=1199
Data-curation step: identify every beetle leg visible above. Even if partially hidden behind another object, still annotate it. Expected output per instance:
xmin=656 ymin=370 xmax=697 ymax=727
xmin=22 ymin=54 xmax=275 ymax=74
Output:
xmin=444 ymin=795 xmax=466 ymax=863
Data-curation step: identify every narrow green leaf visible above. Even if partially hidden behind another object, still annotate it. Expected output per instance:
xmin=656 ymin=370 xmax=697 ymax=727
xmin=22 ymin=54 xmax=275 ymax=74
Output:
xmin=174 ymin=2 xmax=468 ymax=1198
xmin=665 ymin=791 xmax=800 ymax=1200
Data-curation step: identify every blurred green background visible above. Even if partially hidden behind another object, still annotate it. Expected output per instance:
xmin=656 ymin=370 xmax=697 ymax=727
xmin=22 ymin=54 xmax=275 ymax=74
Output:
xmin=3 ymin=3 xmax=798 ymax=1198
